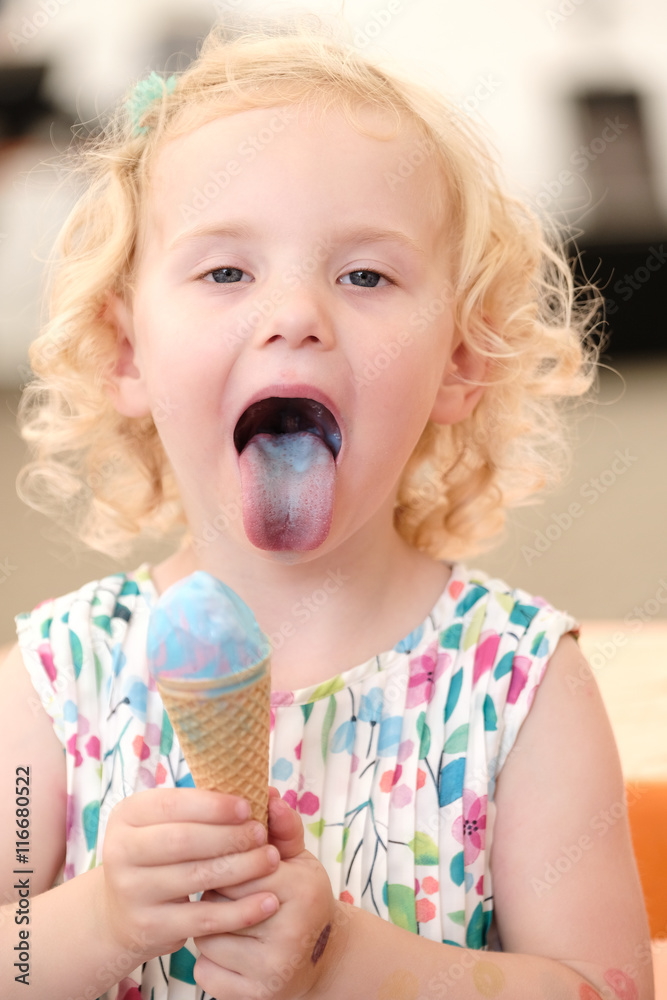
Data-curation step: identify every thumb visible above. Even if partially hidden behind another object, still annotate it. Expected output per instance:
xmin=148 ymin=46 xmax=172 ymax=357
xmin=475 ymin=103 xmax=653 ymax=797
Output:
xmin=267 ymin=787 xmax=305 ymax=859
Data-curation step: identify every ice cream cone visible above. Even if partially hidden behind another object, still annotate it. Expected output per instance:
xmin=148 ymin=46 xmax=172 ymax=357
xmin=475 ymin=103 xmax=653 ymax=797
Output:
xmin=157 ymin=655 xmax=271 ymax=826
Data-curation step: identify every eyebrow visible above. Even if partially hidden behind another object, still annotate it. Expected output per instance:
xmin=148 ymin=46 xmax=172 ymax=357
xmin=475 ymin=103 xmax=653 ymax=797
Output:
xmin=167 ymin=221 xmax=426 ymax=258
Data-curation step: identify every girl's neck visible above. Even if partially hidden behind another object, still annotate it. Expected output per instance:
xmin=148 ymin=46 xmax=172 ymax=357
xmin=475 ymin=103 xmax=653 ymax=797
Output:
xmin=150 ymin=530 xmax=452 ymax=692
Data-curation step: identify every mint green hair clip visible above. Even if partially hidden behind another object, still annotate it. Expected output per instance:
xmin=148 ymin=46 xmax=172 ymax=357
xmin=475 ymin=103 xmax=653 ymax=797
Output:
xmin=125 ymin=70 xmax=177 ymax=137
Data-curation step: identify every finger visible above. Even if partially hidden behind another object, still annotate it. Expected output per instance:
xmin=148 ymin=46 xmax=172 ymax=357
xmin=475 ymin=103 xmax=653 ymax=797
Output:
xmin=112 ymin=788 xmax=252 ymax=827
xmin=137 ymin=844 xmax=281 ymax=901
xmin=268 ymin=795 xmax=305 ymax=859
xmin=159 ymin=891 xmax=279 ymax=946
xmin=127 ymin=818 xmax=267 ymax=866
xmin=194 ymin=954 xmax=257 ymax=1000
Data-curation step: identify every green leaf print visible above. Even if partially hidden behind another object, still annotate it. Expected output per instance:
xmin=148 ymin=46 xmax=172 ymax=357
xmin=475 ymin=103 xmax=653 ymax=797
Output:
xmin=448 ymin=909 xmax=465 ymax=926
xmin=159 ymin=710 xmax=174 ymax=756
xmin=465 ymin=902 xmax=491 ymax=948
xmin=494 ymin=592 xmax=515 ymax=615
xmin=530 ymin=630 xmax=547 ymax=656
xmin=40 ymin=617 xmax=53 ymax=640
xmin=462 ymin=603 xmax=485 ymax=651
xmin=408 ymin=831 xmax=439 ymax=865
xmin=308 ymin=818 xmax=326 ymax=838
xmin=336 ymin=826 xmax=350 ymax=863
xmin=387 ymin=884 xmax=417 ymax=933
xmin=444 ymin=724 xmax=468 ymax=754
xmin=450 ymin=850 xmax=464 ymax=886
xmin=483 ymin=695 xmax=498 ymax=731
xmin=321 ymin=695 xmax=337 ymax=761
xmin=493 ymin=651 xmax=514 ymax=680
xmin=310 ymin=675 xmax=345 ymax=702
xmin=301 ymin=702 xmax=314 ymax=724
xmin=92 ymin=614 xmax=112 ymax=635
xmin=444 ymin=669 xmax=463 ymax=723
xmin=416 ymin=712 xmax=431 ymax=758
xmin=69 ymin=629 xmax=83 ymax=679
xmin=82 ymin=800 xmax=100 ymax=851
xmin=94 ymin=653 xmax=103 ymax=694
xmin=440 ymin=623 xmax=462 ymax=649
xmin=169 ymin=946 xmax=197 ymax=984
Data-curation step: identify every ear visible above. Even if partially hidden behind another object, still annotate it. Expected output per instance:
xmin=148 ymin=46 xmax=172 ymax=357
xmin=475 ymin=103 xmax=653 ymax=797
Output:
xmin=430 ymin=336 xmax=488 ymax=425
xmin=104 ymin=292 xmax=151 ymax=418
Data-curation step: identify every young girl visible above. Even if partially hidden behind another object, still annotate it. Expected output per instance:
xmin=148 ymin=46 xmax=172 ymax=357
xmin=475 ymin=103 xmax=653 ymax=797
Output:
xmin=1 ymin=16 xmax=653 ymax=1000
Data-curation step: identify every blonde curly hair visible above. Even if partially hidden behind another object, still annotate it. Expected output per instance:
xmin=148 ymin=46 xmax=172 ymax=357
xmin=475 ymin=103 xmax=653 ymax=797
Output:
xmin=18 ymin=14 xmax=600 ymax=559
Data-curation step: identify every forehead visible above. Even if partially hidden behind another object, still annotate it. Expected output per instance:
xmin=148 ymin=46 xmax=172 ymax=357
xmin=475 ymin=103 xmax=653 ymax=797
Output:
xmin=141 ymin=102 xmax=449 ymax=253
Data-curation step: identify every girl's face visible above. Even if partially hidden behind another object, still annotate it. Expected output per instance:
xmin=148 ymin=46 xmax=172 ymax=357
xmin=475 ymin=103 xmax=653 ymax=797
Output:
xmin=113 ymin=102 xmax=476 ymax=562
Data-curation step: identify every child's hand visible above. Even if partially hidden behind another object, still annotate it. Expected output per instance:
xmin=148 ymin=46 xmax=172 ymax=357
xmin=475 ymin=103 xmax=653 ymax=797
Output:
xmin=99 ymin=788 xmax=281 ymax=962
xmin=193 ymin=791 xmax=343 ymax=1000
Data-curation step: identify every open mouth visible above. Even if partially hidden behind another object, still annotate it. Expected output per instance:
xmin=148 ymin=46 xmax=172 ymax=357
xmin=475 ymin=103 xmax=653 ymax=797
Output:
xmin=233 ymin=397 xmax=342 ymax=459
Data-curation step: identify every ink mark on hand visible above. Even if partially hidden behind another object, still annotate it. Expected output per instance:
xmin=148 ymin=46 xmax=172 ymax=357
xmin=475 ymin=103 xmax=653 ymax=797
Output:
xmin=310 ymin=922 xmax=331 ymax=965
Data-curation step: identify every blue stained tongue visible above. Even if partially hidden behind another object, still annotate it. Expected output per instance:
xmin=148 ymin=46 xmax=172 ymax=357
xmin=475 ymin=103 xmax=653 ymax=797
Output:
xmin=238 ymin=431 xmax=335 ymax=551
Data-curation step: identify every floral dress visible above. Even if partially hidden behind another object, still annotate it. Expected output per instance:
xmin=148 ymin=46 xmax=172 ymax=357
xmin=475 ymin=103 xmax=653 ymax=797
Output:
xmin=16 ymin=562 xmax=576 ymax=999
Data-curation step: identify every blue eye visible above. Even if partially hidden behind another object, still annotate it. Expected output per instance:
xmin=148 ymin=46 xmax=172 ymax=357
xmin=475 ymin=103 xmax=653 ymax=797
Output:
xmin=340 ymin=270 xmax=389 ymax=288
xmin=205 ymin=267 xmax=249 ymax=283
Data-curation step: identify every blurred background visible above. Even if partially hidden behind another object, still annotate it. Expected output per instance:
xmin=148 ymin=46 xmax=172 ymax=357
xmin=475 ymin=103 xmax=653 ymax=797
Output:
xmin=0 ymin=0 xmax=665 ymax=965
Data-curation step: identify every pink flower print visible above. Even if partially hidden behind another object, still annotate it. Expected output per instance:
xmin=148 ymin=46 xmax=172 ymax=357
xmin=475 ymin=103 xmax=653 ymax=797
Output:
xmin=155 ymin=762 xmax=167 ymax=785
xmin=475 ymin=875 xmax=484 ymax=896
xmin=391 ymin=784 xmax=412 ymax=808
xmin=144 ymin=723 xmax=162 ymax=746
xmin=296 ymin=791 xmax=319 ymax=816
xmin=397 ymin=739 xmax=414 ymax=763
xmin=339 ymin=890 xmax=354 ymax=905
xmin=38 ymin=643 xmax=57 ymax=685
xmin=295 ymin=739 xmax=302 ymax=760
xmin=132 ymin=735 xmax=150 ymax=761
xmin=415 ymin=898 xmax=436 ymax=923
xmin=85 ymin=736 xmax=100 ymax=760
xmin=282 ymin=789 xmax=297 ymax=810
xmin=448 ymin=579 xmax=464 ymax=601
xmin=422 ymin=876 xmax=439 ymax=895
xmin=507 ymin=655 xmax=531 ymax=704
xmin=473 ymin=631 xmax=501 ymax=686
xmin=77 ymin=714 xmax=90 ymax=737
xmin=406 ymin=641 xmax=450 ymax=708
xmin=66 ymin=734 xmax=83 ymax=767
xmin=452 ymin=789 xmax=487 ymax=865
xmin=416 ymin=768 xmax=426 ymax=790
xmin=379 ymin=766 xmax=402 ymax=793
xmin=117 ymin=978 xmax=142 ymax=1000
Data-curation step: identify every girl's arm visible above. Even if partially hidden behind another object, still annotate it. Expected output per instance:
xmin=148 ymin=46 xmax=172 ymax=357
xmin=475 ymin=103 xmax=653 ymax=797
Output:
xmin=0 ymin=644 xmax=281 ymax=999
xmin=314 ymin=634 xmax=654 ymax=999
xmin=196 ymin=635 xmax=653 ymax=1000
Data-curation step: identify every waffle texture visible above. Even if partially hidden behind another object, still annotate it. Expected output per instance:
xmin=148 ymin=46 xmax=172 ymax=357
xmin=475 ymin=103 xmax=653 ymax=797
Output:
xmin=157 ymin=657 xmax=271 ymax=826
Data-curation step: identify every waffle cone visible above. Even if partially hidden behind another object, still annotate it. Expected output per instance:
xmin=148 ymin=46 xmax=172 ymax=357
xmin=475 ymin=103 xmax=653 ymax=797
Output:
xmin=157 ymin=656 xmax=271 ymax=826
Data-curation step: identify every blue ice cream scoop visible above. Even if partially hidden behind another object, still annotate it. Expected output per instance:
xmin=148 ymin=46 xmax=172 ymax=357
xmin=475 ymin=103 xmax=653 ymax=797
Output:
xmin=146 ymin=571 xmax=271 ymax=693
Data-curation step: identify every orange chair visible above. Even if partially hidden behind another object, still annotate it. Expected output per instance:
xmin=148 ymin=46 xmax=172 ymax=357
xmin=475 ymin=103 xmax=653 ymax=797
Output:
xmin=626 ymin=781 xmax=667 ymax=940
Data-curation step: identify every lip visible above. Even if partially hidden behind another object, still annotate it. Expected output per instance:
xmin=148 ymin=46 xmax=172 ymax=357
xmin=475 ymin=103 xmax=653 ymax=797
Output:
xmin=232 ymin=383 xmax=345 ymax=462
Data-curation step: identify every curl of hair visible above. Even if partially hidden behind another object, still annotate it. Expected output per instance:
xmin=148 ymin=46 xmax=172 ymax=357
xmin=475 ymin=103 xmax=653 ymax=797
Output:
xmin=18 ymin=13 xmax=601 ymax=559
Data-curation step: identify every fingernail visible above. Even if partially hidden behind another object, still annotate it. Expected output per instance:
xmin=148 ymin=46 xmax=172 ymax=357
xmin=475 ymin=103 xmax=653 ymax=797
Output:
xmin=261 ymin=895 xmax=278 ymax=915
xmin=266 ymin=845 xmax=280 ymax=866
xmin=235 ymin=799 xmax=251 ymax=820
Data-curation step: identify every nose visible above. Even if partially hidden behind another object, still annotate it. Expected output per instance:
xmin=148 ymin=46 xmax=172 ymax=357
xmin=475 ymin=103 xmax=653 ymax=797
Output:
xmin=249 ymin=281 xmax=336 ymax=352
